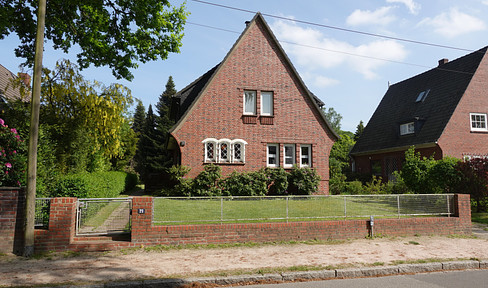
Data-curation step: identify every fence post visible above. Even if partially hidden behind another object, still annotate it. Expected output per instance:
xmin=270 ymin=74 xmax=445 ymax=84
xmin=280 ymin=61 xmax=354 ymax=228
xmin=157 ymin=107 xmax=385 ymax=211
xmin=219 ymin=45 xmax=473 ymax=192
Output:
xmin=286 ymin=196 xmax=289 ymax=223
xmin=344 ymin=196 xmax=347 ymax=219
xmin=221 ymin=197 xmax=223 ymax=224
xmin=397 ymin=195 xmax=401 ymax=219
xmin=447 ymin=194 xmax=450 ymax=217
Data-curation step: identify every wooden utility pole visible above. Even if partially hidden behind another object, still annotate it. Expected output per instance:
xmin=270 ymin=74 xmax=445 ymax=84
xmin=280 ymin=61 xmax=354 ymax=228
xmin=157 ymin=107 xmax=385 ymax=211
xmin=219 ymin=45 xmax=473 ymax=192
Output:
xmin=24 ymin=0 xmax=46 ymax=257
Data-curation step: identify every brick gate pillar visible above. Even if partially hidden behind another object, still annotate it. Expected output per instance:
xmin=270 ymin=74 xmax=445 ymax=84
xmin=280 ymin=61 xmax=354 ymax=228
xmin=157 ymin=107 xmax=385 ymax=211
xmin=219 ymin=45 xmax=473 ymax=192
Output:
xmin=0 ymin=187 xmax=25 ymax=254
xmin=131 ymin=196 xmax=153 ymax=243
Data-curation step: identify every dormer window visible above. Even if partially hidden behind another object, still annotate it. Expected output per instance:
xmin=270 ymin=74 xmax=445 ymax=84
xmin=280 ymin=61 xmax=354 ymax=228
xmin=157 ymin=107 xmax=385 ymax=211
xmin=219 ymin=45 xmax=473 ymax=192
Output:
xmin=400 ymin=122 xmax=415 ymax=135
xmin=470 ymin=113 xmax=488 ymax=132
xmin=415 ymin=89 xmax=430 ymax=102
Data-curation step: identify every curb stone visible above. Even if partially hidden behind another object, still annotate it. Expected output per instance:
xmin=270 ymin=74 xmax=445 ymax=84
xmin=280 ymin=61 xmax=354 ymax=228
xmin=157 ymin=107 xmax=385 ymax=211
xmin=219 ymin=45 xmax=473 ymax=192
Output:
xmin=50 ymin=260 xmax=488 ymax=288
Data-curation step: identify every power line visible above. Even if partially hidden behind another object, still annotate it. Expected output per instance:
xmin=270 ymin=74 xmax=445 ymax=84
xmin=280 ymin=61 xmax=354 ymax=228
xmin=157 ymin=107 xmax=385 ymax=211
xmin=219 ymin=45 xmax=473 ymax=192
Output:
xmin=187 ymin=22 xmax=475 ymax=76
xmin=190 ymin=0 xmax=475 ymax=53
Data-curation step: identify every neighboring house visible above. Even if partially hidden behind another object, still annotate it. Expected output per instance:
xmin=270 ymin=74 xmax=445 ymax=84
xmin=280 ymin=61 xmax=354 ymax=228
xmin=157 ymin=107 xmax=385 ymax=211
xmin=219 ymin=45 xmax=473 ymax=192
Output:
xmin=0 ymin=64 xmax=30 ymax=103
xmin=350 ymin=46 xmax=488 ymax=181
xmin=167 ymin=13 xmax=338 ymax=193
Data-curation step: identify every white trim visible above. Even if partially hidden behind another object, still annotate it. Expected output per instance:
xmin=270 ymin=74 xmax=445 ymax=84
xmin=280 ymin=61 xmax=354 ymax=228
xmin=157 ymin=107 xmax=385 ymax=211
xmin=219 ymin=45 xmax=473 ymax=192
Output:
xmin=400 ymin=122 xmax=414 ymax=135
xmin=470 ymin=113 xmax=488 ymax=132
xmin=243 ymin=90 xmax=257 ymax=115
xmin=300 ymin=144 xmax=312 ymax=167
xmin=267 ymin=144 xmax=279 ymax=167
xmin=283 ymin=144 xmax=296 ymax=168
xmin=260 ymin=91 xmax=273 ymax=116
xmin=203 ymin=138 xmax=247 ymax=163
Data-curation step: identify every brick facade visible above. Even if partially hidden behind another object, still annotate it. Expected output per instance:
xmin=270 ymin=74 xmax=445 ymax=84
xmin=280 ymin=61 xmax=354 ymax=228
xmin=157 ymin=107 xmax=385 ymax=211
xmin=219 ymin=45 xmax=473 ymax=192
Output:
xmin=438 ymin=51 xmax=488 ymax=158
xmin=170 ymin=14 xmax=336 ymax=194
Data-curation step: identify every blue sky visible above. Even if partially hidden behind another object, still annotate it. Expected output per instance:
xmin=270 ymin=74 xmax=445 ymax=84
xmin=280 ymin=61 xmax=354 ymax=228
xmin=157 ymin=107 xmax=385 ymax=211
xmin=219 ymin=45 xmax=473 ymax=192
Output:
xmin=1 ymin=0 xmax=488 ymax=132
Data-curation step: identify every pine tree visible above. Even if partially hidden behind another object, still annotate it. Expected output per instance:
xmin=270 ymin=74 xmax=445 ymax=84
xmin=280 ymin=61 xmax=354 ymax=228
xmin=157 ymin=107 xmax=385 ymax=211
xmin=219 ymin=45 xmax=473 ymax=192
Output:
xmin=132 ymin=100 xmax=146 ymax=135
xmin=154 ymin=76 xmax=177 ymax=168
xmin=135 ymin=105 xmax=163 ymax=181
xmin=354 ymin=120 xmax=365 ymax=141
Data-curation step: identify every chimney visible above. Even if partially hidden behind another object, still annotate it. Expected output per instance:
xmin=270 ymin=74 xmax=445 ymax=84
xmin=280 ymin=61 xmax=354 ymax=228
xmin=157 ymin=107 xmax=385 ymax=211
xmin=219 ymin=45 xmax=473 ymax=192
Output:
xmin=18 ymin=73 xmax=31 ymax=87
xmin=438 ymin=58 xmax=449 ymax=66
xmin=245 ymin=21 xmax=251 ymax=27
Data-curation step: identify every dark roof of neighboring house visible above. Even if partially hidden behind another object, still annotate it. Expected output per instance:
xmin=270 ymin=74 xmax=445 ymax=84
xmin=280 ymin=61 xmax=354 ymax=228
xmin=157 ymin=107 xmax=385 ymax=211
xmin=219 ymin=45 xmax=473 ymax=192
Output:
xmin=351 ymin=46 xmax=488 ymax=155
xmin=0 ymin=64 xmax=18 ymax=102
xmin=170 ymin=13 xmax=336 ymax=140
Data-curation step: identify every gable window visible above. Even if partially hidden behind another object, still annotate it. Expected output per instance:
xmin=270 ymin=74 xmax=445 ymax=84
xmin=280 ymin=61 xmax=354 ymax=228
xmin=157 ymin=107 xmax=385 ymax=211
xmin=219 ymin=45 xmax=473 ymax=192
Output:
xmin=203 ymin=138 xmax=247 ymax=164
xmin=243 ymin=90 xmax=256 ymax=115
xmin=300 ymin=144 xmax=312 ymax=167
xmin=261 ymin=91 xmax=274 ymax=116
xmin=284 ymin=144 xmax=296 ymax=168
xmin=470 ymin=113 xmax=488 ymax=132
xmin=400 ymin=122 xmax=415 ymax=135
xmin=267 ymin=144 xmax=279 ymax=167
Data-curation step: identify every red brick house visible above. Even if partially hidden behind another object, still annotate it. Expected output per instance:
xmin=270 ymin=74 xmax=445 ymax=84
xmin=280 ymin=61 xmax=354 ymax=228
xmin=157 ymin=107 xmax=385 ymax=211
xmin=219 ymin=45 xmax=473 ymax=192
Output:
xmin=350 ymin=46 xmax=488 ymax=181
xmin=167 ymin=13 xmax=338 ymax=193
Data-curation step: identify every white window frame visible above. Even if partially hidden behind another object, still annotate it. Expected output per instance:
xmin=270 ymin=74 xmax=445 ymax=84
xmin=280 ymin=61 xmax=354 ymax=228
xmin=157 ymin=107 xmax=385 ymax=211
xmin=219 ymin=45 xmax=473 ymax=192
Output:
xmin=470 ymin=113 xmax=488 ymax=132
xmin=218 ymin=139 xmax=231 ymax=163
xmin=260 ymin=91 xmax=274 ymax=116
xmin=243 ymin=90 xmax=257 ymax=115
xmin=202 ymin=138 xmax=218 ymax=163
xmin=267 ymin=144 xmax=279 ymax=167
xmin=400 ymin=122 xmax=415 ymax=135
xmin=283 ymin=144 xmax=296 ymax=168
xmin=231 ymin=139 xmax=247 ymax=163
xmin=300 ymin=144 xmax=312 ymax=168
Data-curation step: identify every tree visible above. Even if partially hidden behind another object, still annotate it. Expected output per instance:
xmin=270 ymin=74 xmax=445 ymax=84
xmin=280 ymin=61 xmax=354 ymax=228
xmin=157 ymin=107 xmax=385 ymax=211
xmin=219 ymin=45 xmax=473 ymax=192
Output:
xmin=322 ymin=107 xmax=342 ymax=133
xmin=354 ymin=120 xmax=364 ymax=141
xmin=1 ymin=1 xmax=188 ymax=80
xmin=135 ymin=105 xmax=162 ymax=181
xmin=155 ymin=76 xmax=177 ymax=168
xmin=457 ymin=158 xmax=488 ymax=212
xmin=132 ymin=100 xmax=146 ymax=135
xmin=1 ymin=0 xmax=187 ymax=255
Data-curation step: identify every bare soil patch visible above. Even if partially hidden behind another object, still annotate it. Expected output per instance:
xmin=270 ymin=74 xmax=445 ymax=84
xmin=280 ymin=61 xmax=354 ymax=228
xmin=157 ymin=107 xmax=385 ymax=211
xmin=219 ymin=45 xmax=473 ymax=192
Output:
xmin=1 ymin=235 xmax=488 ymax=287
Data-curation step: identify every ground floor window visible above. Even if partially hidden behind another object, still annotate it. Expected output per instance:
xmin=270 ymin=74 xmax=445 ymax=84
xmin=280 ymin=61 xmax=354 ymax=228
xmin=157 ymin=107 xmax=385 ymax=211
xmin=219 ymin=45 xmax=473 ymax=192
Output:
xmin=202 ymin=138 xmax=247 ymax=164
xmin=284 ymin=144 xmax=296 ymax=168
xmin=267 ymin=144 xmax=279 ymax=167
xmin=300 ymin=144 xmax=312 ymax=167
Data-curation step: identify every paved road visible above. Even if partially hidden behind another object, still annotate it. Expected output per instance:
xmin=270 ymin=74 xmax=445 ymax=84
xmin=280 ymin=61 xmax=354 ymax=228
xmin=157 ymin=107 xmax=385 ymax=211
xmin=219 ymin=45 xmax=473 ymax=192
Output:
xmin=235 ymin=270 xmax=488 ymax=288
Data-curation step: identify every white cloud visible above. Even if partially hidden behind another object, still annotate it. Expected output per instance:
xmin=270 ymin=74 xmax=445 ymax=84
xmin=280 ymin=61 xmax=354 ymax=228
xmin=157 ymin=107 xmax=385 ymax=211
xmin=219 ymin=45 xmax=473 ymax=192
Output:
xmin=346 ymin=6 xmax=396 ymax=26
xmin=483 ymin=0 xmax=488 ymax=6
xmin=386 ymin=0 xmax=421 ymax=15
xmin=312 ymin=75 xmax=340 ymax=88
xmin=418 ymin=8 xmax=486 ymax=38
xmin=271 ymin=20 xmax=408 ymax=80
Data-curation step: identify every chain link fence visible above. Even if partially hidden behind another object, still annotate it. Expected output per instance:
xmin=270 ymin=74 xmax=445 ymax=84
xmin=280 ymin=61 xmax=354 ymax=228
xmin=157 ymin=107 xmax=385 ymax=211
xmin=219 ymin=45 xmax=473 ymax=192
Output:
xmin=153 ymin=194 xmax=455 ymax=225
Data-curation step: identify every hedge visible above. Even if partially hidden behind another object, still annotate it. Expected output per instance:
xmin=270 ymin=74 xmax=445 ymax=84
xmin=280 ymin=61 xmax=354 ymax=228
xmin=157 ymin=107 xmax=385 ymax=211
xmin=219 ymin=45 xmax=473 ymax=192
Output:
xmin=52 ymin=171 xmax=137 ymax=198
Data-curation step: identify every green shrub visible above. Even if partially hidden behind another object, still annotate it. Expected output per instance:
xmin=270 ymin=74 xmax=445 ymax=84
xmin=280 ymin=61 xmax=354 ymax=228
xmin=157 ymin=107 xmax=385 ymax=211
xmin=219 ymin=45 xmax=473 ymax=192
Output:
xmin=263 ymin=167 xmax=288 ymax=195
xmin=344 ymin=180 xmax=363 ymax=194
xmin=51 ymin=171 xmax=137 ymax=198
xmin=288 ymin=166 xmax=321 ymax=195
xmin=190 ymin=164 xmax=222 ymax=196
xmin=220 ymin=170 xmax=267 ymax=196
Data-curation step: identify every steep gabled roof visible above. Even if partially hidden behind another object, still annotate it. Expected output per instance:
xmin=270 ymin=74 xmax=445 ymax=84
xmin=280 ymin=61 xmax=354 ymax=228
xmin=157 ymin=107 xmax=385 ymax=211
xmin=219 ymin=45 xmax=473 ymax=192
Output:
xmin=0 ymin=64 xmax=18 ymax=102
xmin=169 ymin=12 xmax=338 ymax=140
xmin=351 ymin=46 xmax=488 ymax=155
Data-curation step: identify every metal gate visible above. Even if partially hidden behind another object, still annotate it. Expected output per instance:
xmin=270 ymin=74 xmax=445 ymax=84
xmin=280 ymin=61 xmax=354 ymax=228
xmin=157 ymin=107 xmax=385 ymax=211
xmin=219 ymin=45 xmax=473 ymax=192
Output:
xmin=76 ymin=198 xmax=132 ymax=236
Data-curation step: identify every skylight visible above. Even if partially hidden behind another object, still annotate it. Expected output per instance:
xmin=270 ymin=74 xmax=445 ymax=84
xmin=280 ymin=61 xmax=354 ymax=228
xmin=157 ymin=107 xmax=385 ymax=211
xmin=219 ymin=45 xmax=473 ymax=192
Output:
xmin=415 ymin=89 xmax=430 ymax=102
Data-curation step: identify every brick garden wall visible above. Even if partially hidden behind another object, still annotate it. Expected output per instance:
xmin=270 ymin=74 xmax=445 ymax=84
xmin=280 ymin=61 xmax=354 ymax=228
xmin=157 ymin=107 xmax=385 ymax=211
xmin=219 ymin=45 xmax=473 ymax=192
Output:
xmin=0 ymin=193 xmax=472 ymax=253
xmin=0 ymin=187 xmax=25 ymax=254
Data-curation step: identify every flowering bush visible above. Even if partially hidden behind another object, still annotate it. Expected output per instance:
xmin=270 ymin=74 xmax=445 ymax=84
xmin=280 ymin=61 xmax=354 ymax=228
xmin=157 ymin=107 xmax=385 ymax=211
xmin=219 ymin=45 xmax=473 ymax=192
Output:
xmin=0 ymin=118 xmax=26 ymax=187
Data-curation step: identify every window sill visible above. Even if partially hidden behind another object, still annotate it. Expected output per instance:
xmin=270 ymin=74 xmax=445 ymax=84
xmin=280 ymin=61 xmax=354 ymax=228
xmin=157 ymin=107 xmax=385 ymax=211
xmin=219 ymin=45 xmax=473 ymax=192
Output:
xmin=470 ymin=130 xmax=488 ymax=133
xmin=242 ymin=115 xmax=257 ymax=124
xmin=204 ymin=162 xmax=245 ymax=166
xmin=260 ymin=115 xmax=274 ymax=125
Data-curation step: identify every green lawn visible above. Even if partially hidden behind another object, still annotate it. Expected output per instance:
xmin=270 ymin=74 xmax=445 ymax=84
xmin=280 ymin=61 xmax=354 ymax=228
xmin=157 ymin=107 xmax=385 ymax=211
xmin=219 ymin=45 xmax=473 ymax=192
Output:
xmin=472 ymin=212 xmax=488 ymax=224
xmin=152 ymin=196 xmax=449 ymax=225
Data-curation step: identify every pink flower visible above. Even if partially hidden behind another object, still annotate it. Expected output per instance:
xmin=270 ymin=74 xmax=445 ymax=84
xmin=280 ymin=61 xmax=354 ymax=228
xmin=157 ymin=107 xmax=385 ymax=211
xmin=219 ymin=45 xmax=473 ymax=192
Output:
xmin=10 ymin=128 xmax=17 ymax=134
xmin=0 ymin=118 xmax=4 ymax=126
xmin=13 ymin=150 xmax=16 ymax=154
xmin=5 ymin=163 xmax=12 ymax=168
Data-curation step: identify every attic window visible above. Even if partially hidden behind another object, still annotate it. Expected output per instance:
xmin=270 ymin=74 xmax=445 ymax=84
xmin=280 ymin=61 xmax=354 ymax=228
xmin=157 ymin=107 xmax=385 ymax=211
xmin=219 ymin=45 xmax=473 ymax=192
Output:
xmin=400 ymin=122 xmax=415 ymax=135
xmin=470 ymin=113 xmax=488 ymax=132
xmin=415 ymin=89 xmax=430 ymax=102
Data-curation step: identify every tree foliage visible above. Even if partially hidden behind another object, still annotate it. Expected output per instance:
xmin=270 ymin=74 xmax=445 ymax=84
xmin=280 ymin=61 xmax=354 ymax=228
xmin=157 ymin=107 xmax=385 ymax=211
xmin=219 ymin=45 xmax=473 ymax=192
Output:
xmin=322 ymin=107 xmax=342 ymax=133
xmin=0 ymin=0 xmax=188 ymax=80
xmin=457 ymin=158 xmax=488 ymax=212
xmin=354 ymin=120 xmax=364 ymax=141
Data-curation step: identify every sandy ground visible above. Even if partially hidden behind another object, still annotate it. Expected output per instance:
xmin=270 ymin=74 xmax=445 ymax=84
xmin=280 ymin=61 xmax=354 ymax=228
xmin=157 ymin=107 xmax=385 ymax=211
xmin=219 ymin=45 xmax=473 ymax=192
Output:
xmin=1 ymin=233 xmax=488 ymax=287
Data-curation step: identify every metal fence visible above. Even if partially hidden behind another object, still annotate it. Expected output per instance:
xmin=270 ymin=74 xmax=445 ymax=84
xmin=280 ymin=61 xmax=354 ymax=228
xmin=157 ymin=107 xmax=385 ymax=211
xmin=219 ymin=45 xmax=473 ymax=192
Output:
xmin=152 ymin=194 xmax=455 ymax=225
xmin=76 ymin=198 xmax=132 ymax=236
xmin=35 ymin=198 xmax=51 ymax=229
